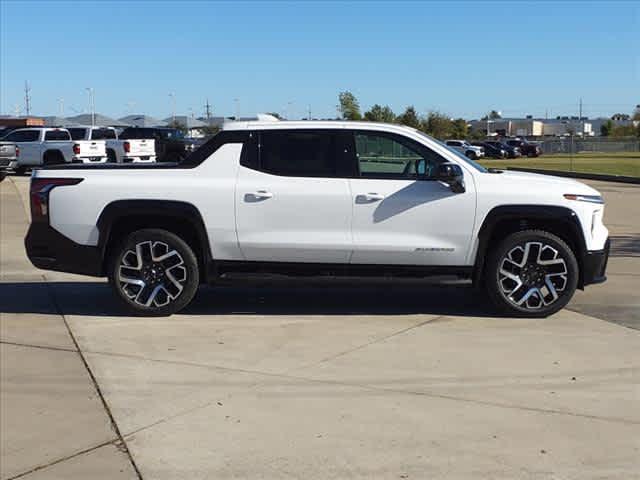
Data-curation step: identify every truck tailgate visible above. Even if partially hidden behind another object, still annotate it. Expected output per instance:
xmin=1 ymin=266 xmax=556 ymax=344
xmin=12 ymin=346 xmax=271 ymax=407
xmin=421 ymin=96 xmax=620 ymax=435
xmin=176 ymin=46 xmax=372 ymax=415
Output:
xmin=129 ymin=139 xmax=155 ymax=157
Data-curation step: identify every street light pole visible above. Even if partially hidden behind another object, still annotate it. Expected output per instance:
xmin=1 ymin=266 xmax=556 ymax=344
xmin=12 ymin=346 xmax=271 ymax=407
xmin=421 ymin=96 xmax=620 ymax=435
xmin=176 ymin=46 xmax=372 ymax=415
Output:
xmin=168 ymin=93 xmax=176 ymax=123
xmin=85 ymin=88 xmax=95 ymax=126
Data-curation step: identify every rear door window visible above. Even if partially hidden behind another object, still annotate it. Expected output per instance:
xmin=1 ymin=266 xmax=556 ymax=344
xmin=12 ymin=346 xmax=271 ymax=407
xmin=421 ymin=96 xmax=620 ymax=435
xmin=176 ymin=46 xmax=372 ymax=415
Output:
xmin=44 ymin=130 xmax=71 ymax=141
xmin=259 ymin=130 xmax=337 ymax=177
xmin=5 ymin=130 xmax=40 ymax=142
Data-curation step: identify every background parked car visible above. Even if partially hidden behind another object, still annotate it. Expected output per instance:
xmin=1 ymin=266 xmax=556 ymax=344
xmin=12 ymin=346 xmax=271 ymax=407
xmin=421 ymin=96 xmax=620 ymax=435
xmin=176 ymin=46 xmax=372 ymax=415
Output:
xmin=0 ymin=127 xmax=75 ymax=174
xmin=67 ymin=126 xmax=109 ymax=163
xmin=107 ymin=127 xmax=156 ymax=163
xmin=0 ymin=141 xmax=17 ymax=180
xmin=445 ymin=140 xmax=484 ymax=160
xmin=483 ymin=140 xmax=521 ymax=159
xmin=120 ymin=127 xmax=191 ymax=162
xmin=471 ymin=141 xmax=505 ymax=159
xmin=505 ymin=138 xmax=542 ymax=157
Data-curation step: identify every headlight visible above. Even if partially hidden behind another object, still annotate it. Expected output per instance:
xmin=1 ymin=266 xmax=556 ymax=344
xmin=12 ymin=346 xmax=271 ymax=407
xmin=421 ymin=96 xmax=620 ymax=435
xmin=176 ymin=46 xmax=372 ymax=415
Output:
xmin=564 ymin=194 xmax=604 ymax=204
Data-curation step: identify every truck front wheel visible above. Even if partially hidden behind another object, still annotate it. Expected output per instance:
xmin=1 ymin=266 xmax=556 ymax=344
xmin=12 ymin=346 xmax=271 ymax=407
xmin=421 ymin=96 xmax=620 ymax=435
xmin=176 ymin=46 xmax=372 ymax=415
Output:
xmin=484 ymin=230 xmax=578 ymax=317
xmin=108 ymin=229 xmax=200 ymax=316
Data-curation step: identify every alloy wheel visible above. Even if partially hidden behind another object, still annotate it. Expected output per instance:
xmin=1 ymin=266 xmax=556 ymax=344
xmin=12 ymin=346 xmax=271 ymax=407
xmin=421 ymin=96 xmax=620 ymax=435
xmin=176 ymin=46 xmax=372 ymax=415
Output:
xmin=498 ymin=241 xmax=568 ymax=310
xmin=118 ymin=241 xmax=187 ymax=307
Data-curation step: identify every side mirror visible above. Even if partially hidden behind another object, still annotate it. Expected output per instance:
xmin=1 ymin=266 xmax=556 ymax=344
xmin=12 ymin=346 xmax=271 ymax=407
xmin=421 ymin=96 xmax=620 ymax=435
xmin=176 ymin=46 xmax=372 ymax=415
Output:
xmin=436 ymin=163 xmax=466 ymax=193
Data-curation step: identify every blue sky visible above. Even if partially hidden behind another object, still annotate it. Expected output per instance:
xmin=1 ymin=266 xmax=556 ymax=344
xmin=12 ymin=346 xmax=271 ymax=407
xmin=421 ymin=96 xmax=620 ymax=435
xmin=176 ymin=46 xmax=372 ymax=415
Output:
xmin=1 ymin=0 xmax=638 ymax=120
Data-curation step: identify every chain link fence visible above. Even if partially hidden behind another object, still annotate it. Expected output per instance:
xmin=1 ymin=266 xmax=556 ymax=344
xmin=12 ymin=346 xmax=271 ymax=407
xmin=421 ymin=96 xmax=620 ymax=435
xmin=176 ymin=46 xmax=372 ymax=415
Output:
xmin=539 ymin=138 xmax=640 ymax=155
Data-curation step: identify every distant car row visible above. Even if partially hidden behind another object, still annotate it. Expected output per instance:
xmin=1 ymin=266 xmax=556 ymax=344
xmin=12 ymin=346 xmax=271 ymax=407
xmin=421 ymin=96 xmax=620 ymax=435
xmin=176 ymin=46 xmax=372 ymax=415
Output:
xmin=0 ymin=125 xmax=198 ymax=175
xmin=445 ymin=138 xmax=542 ymax=159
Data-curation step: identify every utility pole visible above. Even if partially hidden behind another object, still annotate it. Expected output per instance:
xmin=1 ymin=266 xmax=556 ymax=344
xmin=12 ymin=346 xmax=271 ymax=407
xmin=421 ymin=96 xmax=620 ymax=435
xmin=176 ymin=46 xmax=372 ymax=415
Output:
xmin=204 ymin=98 xmax=212 ymax=120
xmin=57 ymin=98 xmax=64 ymax=117
xmin=233 ymin=98 xmax=239 ymax=120
xmin=24 ymin=81 xmax=32 ymax=116
xmin=307 ymin=104 xmax=311 ymax=120
xmin=579 ymin=97 xmax=583 ymax=119
xmin=85 ymin=88 xmax=95 ymax=126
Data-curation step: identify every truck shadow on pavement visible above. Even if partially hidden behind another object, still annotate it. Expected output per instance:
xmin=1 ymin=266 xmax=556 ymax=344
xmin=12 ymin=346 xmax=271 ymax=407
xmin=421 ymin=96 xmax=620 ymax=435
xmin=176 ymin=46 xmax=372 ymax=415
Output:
xmin=0 ymin=280 xmax=501 ymax=318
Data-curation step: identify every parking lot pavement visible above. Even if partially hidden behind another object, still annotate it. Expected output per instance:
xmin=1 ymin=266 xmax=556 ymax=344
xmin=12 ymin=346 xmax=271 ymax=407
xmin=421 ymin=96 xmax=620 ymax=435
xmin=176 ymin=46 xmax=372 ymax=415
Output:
xmin=1 ymin=175 xmax=639 ymax=479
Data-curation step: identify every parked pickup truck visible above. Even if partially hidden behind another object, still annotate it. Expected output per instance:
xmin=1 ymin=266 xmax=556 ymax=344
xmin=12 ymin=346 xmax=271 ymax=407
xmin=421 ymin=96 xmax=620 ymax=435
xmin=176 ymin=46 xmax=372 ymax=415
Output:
xmin=67 ymin=127 xmax=110 ymax=163
xmin=505 ymin=138 xmax=542 ymax=157
xmin=1 ymin=127 xmax=75 ymax=174
xmin=444 ymin=140 xmax=485 ymax=160
xmin=118 ymin=127 xmax=190 ymax=163
xmin=0 ymin=141 xmax=18 ymax=180
xmin=25 ymin=121 xmax=609 ymax=317
xmin=109 ymin=127 xmax=156 ymax=163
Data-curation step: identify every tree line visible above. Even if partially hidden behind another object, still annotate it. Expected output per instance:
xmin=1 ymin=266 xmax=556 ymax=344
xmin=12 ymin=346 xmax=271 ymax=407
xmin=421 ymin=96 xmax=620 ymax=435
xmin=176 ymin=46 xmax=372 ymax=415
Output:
xmin=338 ymin=91 xmax=640 ymax=139
xmin=337 ymin=91 xmax=476 ymax=140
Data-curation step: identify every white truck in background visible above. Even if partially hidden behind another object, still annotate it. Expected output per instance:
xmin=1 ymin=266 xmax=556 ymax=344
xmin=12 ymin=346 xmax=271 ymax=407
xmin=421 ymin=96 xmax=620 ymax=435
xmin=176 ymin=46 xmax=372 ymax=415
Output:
xmin=0 ymin=127 xmax=76 ymax=173
xmin=105 ymin=127 xmax=156 ymax=163
xmin=67 ymin=126 xmax=109 ymax=163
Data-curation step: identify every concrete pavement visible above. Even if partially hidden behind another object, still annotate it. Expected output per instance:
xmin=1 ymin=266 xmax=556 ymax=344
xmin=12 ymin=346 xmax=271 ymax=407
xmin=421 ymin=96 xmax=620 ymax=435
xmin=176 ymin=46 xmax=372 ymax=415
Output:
xmin=1 ymin=175 xmax=638 ymax=479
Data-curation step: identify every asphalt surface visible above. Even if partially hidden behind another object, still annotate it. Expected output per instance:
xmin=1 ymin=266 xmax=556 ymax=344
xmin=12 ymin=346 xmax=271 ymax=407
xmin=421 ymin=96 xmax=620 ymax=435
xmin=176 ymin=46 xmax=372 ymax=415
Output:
xmin=1 ymin=174 xmax=638 ymax=479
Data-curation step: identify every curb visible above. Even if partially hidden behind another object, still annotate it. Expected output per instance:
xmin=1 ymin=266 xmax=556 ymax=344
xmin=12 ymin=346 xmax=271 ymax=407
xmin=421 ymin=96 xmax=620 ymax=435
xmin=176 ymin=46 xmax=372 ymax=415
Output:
xmin=507 ymin=167 xmax=640 ymax=185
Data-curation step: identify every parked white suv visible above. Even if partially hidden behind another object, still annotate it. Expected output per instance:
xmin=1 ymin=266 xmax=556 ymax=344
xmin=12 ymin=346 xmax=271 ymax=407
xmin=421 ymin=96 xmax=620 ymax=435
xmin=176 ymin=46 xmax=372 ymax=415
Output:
xmin=25 ymin=121 xmax=609 ymax=317
xmin=445 ymin=140 xmax=484 ymax=160
xmin=1 ymin=127 xmax=75 ymax=174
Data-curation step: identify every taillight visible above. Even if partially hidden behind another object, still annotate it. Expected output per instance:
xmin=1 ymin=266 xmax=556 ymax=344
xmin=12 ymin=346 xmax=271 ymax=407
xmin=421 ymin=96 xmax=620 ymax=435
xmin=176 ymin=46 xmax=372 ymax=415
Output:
xmin=30 ymin=178 xmax=83 ymax=222
xmin=15 ymin=146 xmax=19 ymax=157
xmin=123 ymin=141 xmax=130 ymax=153
xmin=73 ymin=143 xmax=81 ymax=155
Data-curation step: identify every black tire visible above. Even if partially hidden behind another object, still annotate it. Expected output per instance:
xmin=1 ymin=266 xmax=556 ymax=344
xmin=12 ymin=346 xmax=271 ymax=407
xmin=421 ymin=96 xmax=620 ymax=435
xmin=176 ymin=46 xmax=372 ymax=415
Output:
xmin=14 ymin=166 xmax=28 ymax=175
xmin=465 ymin=150 xmax=478 ymax=160
xmin=108 ymin=229 xmax=200 ymax=316
xmin=106 ymin=149 xmax=117 ymax=163
xmin=0 ymin=171 xmax=6 ymax=182
xmin=484 ymin=230 xmax=578 ymax=317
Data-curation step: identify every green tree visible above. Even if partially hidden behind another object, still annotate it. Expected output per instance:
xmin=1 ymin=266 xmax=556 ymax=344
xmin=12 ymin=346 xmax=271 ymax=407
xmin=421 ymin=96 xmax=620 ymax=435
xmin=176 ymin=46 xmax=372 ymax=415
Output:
xmin=600 ymin=119 xmax=613 ymax=137
xmin=450 ymin=118 xmax=469 ymax=139
xmin=481 ymin=110 xmax=502 ymax=121
xmin=337 ymin=91 xmax=362 ymax=120
xmin=610 ymin=125 xmax=637 ymax=137
xmin=422 ymin=111 xmax=453 ymax=139
xmin=396 ymin=106 xmax=421 ymax=129
xmin=632 ymin=105 xmax=640 ymax=121
xmin=167 ymin=120 xmax=188 ymax=134
xmin=363 ymin=104 xmax=396 ymax=123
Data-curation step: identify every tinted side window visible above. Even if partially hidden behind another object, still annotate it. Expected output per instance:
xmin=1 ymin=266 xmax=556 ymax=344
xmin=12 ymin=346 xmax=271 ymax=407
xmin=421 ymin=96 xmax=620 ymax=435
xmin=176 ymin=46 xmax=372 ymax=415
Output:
xmin=45 ymin=130 xmax=71 ymax=141
xmin=259 ymin=131 xmax=336 ymax=177
xmin=6 ymin=130 xmax=40 ymax=142
xmin=354 ymin=131 xmax=445 ymax=179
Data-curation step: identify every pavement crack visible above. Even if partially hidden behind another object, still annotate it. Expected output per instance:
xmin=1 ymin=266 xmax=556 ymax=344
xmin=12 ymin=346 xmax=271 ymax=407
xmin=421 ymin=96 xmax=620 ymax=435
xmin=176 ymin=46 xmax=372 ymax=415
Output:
xmin=0 ymin=340 xmax=77 ymax=353
xmin=43 ymin=279 xmax=145 ymax=480
xmin=6 ymin=439 xmax=117 ymax=480
xmin=286 ymin=315 xmax=445 ymax=374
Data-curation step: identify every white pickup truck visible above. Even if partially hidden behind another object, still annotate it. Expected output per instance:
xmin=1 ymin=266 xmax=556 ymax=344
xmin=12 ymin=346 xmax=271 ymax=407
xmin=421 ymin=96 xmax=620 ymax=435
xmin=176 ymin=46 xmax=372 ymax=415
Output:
xmin=445 ymin=140 xmax=485 ymax=160
xmin=1 ymin=127 xmax=76 ymax=174
xmin=67 ymin=126 xmax=110 ymax=163
xmin=25 ymin=120 xmax=609 ymax=317
xmin=106 ymin=127 xmax=156 ymax=163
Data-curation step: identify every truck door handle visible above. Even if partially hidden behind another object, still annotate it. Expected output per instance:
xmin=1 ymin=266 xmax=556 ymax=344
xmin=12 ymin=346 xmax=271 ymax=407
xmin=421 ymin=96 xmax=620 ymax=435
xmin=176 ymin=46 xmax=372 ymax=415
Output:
xmin=245 ymin=190 xmax=273 ymax=201
xmin=356 ymin=192 xmax=385 ymax=203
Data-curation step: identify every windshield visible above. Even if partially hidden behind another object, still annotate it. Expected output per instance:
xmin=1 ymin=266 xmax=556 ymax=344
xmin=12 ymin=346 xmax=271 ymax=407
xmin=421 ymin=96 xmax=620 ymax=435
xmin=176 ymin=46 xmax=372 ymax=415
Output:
xmin=414 ymin=131 xmax=488 ymax=172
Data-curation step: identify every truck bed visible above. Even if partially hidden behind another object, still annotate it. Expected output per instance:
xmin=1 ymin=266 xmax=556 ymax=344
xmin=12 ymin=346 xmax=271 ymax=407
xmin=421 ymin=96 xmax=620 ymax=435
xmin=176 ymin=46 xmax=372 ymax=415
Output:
xmin=38 ymin=162 xmax=182 ymax=170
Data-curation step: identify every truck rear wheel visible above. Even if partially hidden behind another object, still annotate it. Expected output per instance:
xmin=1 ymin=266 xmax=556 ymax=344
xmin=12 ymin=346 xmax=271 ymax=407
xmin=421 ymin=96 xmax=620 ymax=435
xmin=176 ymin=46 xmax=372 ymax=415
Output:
xmin=484 ymin=230 xmax=578 ymax=317
xmin=108 ymin=229 xmax=200 ymax=316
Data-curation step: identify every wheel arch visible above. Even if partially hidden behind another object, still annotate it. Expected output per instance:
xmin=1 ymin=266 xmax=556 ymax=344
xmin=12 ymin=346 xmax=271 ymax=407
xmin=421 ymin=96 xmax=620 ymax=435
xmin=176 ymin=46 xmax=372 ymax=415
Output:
xmin=97 ymin=200 xmax=212 ymax=283
xmin=473 ymin=205 xmax=588 ymax=289
xmin=43 ymin=149 xmax=65 ymax=163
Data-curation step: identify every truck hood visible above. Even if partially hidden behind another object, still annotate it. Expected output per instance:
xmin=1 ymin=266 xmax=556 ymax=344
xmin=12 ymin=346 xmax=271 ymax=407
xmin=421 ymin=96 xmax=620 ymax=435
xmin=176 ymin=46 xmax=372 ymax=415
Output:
xmin=494 ymin=169 xmax=601 ymax=195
